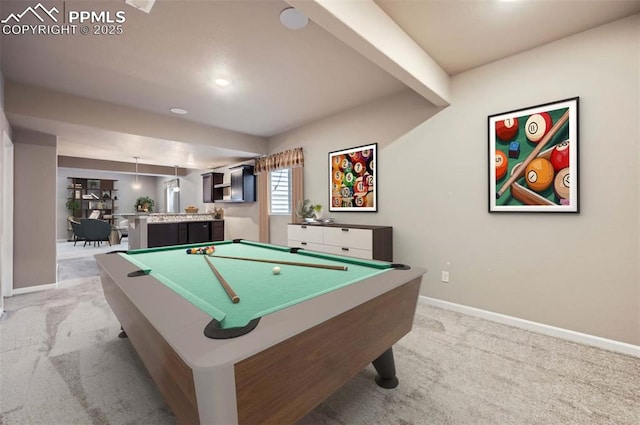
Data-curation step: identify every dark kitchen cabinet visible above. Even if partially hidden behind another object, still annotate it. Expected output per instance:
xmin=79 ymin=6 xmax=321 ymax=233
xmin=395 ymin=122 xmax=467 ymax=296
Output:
xmin=202 ymin=166 xmax=255 ymax=203
xmin=212 ymin=220 xmax=224 ymax=241
xmin=147 ymin=220 xmax=223 ymax=248
xmin=202 ymin=172 xmax=224 ymax=203
xmin=188 ymin=221 xmax=211 ymax=244
xmin=229 ymin=164 xmax=256 ymax=202
xmin=147 ymin=223 xmax=180 ymax=248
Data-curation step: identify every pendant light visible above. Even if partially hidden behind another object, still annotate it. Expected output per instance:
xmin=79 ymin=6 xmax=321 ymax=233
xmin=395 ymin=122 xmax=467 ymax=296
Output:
xmin=132 ymin=156 xmax=141 ymax=189
xmin=173 ymin=165 xmax=181 ymax=192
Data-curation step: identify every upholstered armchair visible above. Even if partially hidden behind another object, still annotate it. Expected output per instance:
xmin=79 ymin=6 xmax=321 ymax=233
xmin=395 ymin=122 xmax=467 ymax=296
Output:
xmin=69 ymin=219 xmax=86 ymax=246
xmin=80 ymin=218 xmax=111 ymax=247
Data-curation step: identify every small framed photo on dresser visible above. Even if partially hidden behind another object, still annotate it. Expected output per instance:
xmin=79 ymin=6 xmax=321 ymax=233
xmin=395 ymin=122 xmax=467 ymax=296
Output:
xmin=329 ymin=143 xmax=377 ymax=212
xmin=488 ymin=97 xmax=579 ymax=213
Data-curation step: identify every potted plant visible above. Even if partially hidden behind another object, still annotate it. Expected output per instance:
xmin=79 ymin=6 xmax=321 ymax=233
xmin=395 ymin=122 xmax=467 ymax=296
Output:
xmin=65 ymin=199 xmax=80 ymax=213
xmin=295 ymin=199 xmax=323 ymax=220
xmin=135 ymin=196 xmax=155 ymax=212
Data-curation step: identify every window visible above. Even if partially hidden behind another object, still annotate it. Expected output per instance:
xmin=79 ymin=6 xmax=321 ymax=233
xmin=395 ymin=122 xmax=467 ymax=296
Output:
xmin=270 ymin=168 xmax=291 ymax=215
xmin=165 ymin=179 xmax=180 ymax=213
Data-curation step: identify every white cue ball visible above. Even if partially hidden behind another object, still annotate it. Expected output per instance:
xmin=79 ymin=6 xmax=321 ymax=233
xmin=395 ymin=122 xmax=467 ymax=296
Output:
xmin=273 ymin=266 xmax=281 ymax=275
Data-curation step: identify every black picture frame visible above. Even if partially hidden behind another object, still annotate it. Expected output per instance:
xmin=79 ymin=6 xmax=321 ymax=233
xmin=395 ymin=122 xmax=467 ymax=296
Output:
xmin=328 ymin=143 xmax=377 ymax=212
xmin=488 ymin=97 xmax=579 ymax=213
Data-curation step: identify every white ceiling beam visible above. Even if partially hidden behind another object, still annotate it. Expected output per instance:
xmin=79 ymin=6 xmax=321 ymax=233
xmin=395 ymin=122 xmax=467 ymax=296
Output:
xmin=286 ymin=0 xmax=451 ymax=107
xmin=4 ymin=82 xmax=267 ymax=156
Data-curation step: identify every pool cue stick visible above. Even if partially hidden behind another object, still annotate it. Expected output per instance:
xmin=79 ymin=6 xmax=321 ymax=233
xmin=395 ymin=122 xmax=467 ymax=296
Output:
xmin=496 ymin=110 xmax=570 ymax=199
xmin=204 ymin=256 xmax=240 ymax=303
xmin=207 ymin=254 xmax=348 ymax=271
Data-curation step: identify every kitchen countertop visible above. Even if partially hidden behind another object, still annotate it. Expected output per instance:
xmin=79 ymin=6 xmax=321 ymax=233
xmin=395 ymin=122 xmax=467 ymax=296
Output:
xmin=120 ymin=213 xmax=223 ymax=223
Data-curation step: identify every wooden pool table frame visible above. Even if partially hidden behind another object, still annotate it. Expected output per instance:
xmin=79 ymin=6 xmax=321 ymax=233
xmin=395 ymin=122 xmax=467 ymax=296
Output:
xmin=95 ymin=250 xmax=425 ymax=425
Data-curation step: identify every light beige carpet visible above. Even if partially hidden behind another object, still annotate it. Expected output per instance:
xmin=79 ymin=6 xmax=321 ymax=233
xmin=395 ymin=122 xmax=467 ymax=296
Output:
xmin=1 ymin=277 xmax=638 ymax=425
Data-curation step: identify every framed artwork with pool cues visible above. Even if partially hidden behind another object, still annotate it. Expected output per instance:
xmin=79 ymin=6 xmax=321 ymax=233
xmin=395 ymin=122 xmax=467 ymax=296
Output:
xmin=488 ymin=97 xmax=579 ymax=213
xmin=329 ymin=143 xmax=377 ymax=212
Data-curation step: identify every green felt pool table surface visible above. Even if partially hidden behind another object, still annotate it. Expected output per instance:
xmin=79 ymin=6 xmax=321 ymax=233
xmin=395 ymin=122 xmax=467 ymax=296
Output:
xmin=121 ymin=240 xmax=394 ymax=329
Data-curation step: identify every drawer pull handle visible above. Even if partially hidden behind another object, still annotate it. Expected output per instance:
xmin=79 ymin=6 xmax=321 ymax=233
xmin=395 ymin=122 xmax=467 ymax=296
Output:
xmin=301 ymin=242 xmax=307 ymax=245
xmin=341 ymin=247 xmax=349 ymax=251
xmin=301 ymin=225 xmax=307 ymax=229
xmin=341 ymin=228 xmax=349 ymax=232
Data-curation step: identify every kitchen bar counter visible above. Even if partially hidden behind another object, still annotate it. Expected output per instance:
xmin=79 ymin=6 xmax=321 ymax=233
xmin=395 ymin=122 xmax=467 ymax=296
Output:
xmin=125 ymin=214 xmax=224 ymax=249
xmin=120 ymin=212 xmax=221 ymax=223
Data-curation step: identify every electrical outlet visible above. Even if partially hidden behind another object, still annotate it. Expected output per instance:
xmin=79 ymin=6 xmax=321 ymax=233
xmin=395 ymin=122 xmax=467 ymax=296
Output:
xmin=441 ymin=271 xmax=449 ymax=283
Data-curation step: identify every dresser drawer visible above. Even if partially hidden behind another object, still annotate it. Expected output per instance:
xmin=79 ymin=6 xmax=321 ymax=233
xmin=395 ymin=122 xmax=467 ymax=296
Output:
xmin=323 ymin=227 xmax=372 ymax=250
xmin=320 ymin=244 xmax=373 ymax=260
xmin=287 ymin=240 xmax=328 ymax=253
xmin=287 ymin=225 xmax=323 ymax=244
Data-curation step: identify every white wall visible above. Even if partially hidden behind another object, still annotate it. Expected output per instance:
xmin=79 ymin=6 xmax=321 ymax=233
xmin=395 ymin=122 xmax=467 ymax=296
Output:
xmin=0 ymin=69 xmax=13 ymax=307
xmin=269 ymin=89 xmax=441 ymax=247
xmin=1 ymin=131 xmax=13 ymax=302
xmin=416 ymin=15 xmax=639 ymax=346
xmin=268 ymin=16 xmax=640 ymax=345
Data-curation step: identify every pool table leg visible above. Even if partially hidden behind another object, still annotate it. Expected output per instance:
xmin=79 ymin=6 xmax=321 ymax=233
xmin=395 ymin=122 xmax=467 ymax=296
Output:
xmin=372 ymin=347 xmax=399 ymax=389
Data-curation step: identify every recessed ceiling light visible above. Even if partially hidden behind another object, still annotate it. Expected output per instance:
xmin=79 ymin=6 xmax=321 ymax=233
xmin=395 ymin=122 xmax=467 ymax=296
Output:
xmin=170 ymin=107 xmax=188 ymax=115
xmin=214 ymin=78 xmax=231 ymax=87
xmin=280 ymin=7 xmax=308 ymax=30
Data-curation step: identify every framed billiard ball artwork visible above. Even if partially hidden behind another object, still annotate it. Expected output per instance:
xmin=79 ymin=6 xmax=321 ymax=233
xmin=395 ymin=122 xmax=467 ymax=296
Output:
xmin=328 ymin=143 xmax=377 ymax=212
xmin=488 ymin=97 xmax=579 ymax=213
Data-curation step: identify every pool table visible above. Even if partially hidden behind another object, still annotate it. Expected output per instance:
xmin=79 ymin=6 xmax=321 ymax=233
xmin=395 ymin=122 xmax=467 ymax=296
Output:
xmin=95 ymin=239 xmax=426 ymax=425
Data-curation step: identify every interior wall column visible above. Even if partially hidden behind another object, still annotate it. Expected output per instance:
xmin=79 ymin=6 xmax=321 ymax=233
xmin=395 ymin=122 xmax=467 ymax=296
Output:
xmin=12 ymin=129 xmax=57 ymax=291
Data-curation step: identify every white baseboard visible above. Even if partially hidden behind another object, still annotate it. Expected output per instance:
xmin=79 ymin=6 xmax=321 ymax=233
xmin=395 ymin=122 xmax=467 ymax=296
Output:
xmin=420 ymin=296 xmax=639 ymax=358
xmin=11 ymin=282 xmax=58 ymax=296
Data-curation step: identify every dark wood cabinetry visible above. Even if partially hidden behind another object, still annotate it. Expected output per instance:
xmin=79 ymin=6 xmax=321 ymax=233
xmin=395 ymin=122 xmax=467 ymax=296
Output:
xmin=187 ymin=221 xmax=211 ymax=244
xmin=229 ymin=165 xmax=256 ymax=202
xmin=202 ymin=172 xmax=224 ymax=203
xmin=147 ymin=220 xmax=224 ymax=248
xmin=202 ymin=173 xmax=213 ymax=203
xmin=212 ymin=220 xmax=224 ymax=241
xmin=178 ymin=222 xmax=188 ymax=244
xmin=202 ymin=165 xmax=255 ymax=203
xmin=147 ymin=222 xmax=185 ymax=248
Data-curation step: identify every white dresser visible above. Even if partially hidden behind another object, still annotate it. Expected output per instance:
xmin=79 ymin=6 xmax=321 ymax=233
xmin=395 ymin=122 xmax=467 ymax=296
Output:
xmin=287 ymin=223 xmax=393 ymax=261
